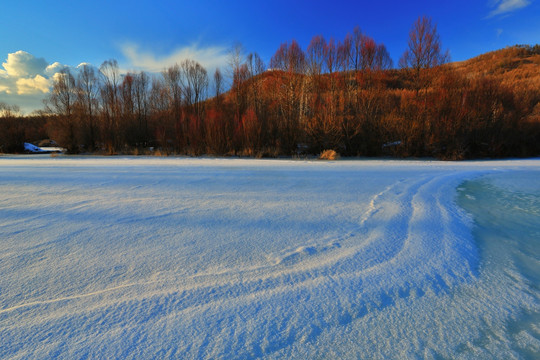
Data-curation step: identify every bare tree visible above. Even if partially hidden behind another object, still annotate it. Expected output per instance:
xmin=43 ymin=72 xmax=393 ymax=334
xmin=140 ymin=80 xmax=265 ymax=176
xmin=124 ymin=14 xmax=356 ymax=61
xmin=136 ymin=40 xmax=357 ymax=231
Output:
xmin=0 ymin=102 xmax=20 ymax=117
xmin=179 ymin=59 xmax=208 ymax=153
xmin=162 ymin=64 xmax=182 ymax=121
xmin=47 ymin=68 xmax=78 ymax=152
xmin=270 ymin=40 xmax=306 ymax=74
xmin=228 ymin=43 xmax=245 ymax=95
xmin=242 ymin=52 xmax=267 ymax=153
xmin=213 ymin=67 xmax=223 ymax=102
xmin=399 ymin=16 xmax=450 ymax=153
xmin=374 ymin=44 xmax=393 ymax=71
xmin=48 ymin=69 xmax=76 ymax=117
xmin=324 ymin=38 xmax=337 ymax=74
xmin=337 ymin=36 xmax=352 ymax=72
xmin=399 ymin=16 xmax=449 ymax=89
xmin=307 ymin=35 xmax=326 ymax=76
xmin=245 ymin=52 xmax=263 ymax=78
xmin=149 ymin=77 xmax=169 ymax=115
xmin=0 ymin=103 xmax=24 ymax=153
xmin=100 ymin=59 xmax=121 ymax=151
xmin=119 ymin=71 xmax=151 ymax=147
xmin=324 ymin=37 xmax=339 ymax=133
xmin=133 ymin=71 xmax=150 ymax=146
xmin=179 ymin=59 xmax=208 ymax=119
xmin=269 ymin=40 xmax=307 ymax=153
xmin=350 ymin=26 xmax=363 ymax=72
xmin=76 ymin=64 xmax=100 ymax=150
xmin=149 ymin=76 xmax=174 ymax=153
xmin=228 ymin=43 xmax=249 ymax=135
xmin=120 ymin=73 xmax=136 ymax=146
xmin=305 ymin=35 xmax=341 ymax=151
xmin=162 ymin=64 xmax=184 ymax=151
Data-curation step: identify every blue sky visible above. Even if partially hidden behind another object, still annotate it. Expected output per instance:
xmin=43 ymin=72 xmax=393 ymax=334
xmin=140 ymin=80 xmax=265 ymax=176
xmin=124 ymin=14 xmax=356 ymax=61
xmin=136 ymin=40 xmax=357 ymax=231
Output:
xmin=1 ymin=0 xmax=539 ymax=114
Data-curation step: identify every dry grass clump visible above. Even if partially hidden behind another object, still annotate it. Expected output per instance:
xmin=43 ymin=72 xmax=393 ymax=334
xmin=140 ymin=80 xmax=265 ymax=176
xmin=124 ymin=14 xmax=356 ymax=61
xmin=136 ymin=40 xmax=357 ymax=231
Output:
xmin=152 ymin=148 xmax=168 ymax=157
xmin=319 ymin=149 xmax=340 ymax=160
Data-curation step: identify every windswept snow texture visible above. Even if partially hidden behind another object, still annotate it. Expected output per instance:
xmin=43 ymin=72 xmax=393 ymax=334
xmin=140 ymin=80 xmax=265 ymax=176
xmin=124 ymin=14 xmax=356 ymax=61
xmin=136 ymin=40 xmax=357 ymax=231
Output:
xmin=0 ymin=157 xmax=539 ymax=359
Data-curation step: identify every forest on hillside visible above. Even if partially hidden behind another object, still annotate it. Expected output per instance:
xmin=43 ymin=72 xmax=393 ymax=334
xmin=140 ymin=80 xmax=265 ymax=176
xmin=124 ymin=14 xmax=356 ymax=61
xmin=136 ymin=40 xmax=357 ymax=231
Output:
xmin=1 ymin=17 xmax=540 ymax=159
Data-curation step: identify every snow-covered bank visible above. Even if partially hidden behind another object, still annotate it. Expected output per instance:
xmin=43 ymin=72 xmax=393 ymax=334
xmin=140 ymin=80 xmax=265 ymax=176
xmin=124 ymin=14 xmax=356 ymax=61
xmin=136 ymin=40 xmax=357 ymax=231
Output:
xmin=0 ymin=157 xmax=538 ymax=359
xmin=23 ymin=142 xmax=64 ymax=154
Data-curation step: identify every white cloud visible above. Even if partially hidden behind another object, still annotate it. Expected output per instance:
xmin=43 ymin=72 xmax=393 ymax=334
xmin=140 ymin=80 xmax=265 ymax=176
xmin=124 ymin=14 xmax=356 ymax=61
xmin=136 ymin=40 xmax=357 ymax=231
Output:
xmin=0 ymin=76 xmax=16 ymax=94
xmin=0 ymin=50 xmax=72 ymax=113
xmin=488 ymin=0 xmax=531 ymax=17
xmin=0 ymin=82 xmax=10 ymax=93
xmin=76 ymin=62 xmax=93 ymax=69
xmin=16 ymin=75 xmax=51 ymax=95
xmin=120 ymin=43 xmax=230 ymax=74
xmin=2 ymin=50 xmax=48 ymax=77
xmin=45 ymin=62 xmax=67 ymax=77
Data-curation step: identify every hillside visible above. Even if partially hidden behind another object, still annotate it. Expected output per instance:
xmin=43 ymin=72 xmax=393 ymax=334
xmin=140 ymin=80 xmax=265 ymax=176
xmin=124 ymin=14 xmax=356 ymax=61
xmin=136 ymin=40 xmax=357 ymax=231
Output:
xmin=451 ymin=45 xmax=540 ymax=91
xmin=239 ymin=45 xmax=540 ymax=99
xmin=219 ymin=45 xmax=540 ymax=158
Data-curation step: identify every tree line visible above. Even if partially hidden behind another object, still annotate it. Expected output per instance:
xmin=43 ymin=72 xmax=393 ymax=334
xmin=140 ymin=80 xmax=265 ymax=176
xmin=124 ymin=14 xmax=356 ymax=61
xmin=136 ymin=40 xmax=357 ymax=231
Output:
xmin=2 ymin=16 xmax=539 ymax=159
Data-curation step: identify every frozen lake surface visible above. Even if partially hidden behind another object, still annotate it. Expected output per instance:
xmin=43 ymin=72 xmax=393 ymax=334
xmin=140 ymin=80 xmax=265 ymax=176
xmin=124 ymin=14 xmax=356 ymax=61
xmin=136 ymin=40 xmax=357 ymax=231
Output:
xmin=0 ymin=156 xmax=539 ymax=359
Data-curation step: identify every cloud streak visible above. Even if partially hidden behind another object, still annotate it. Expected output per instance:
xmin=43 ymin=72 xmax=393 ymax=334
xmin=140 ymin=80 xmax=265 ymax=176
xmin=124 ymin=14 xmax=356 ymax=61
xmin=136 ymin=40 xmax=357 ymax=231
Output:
xmin=488 ymin=0 xmax=532 ymax=17
xmin=120 ymin=43 xmax=230 ymax=75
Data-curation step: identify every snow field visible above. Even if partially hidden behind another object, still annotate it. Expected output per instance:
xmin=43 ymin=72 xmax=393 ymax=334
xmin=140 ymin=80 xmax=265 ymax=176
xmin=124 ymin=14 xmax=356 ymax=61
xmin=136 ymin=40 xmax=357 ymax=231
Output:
xmin=0 ymin=156 xmax=539 ymax=359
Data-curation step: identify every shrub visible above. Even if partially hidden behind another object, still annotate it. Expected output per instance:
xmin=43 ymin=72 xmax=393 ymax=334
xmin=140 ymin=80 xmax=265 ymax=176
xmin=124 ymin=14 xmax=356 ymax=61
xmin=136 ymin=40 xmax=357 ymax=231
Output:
xmin=319 ymin=149 xmax=340 ymax=160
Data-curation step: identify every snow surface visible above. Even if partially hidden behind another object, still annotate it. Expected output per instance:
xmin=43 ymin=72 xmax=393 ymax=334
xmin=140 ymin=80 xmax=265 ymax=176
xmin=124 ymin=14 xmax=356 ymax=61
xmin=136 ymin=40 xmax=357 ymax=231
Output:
xmin=23 ymin=143 xmax=64 ymax=153
xmin=0 ymin=156 xmax=538 ymax=359
xmin=23 ymin=142 xmax=45 ymax=153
